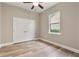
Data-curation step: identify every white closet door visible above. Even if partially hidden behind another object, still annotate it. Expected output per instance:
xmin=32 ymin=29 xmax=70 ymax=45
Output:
xmin=13 ymin=17 xmax=35 ymax=43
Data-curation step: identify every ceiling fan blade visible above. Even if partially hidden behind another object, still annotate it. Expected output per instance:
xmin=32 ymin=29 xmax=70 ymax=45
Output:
xmin=38 ymin=4 xmax=44 ymax=9
xmin=23 ymin=2 xmax=32 ymax=3
xmin=31 ymin=5 xmax=34 ymax=9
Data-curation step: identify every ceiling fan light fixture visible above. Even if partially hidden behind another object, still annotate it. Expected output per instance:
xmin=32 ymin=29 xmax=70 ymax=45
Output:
xmin=33 ymin=2 xmax=39 ymax=6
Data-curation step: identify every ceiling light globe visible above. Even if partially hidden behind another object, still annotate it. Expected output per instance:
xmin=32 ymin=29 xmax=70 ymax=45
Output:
xmin=33 ymin=2 xmax=39 ymax=6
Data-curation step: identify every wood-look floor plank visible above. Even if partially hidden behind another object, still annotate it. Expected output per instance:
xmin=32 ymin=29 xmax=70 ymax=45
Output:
xmin=0 ymin=40 xmax=79 ymax=57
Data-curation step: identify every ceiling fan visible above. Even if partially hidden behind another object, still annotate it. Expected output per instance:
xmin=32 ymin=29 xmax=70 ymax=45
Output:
xmin=23 ymin=2 xmax=44 ymax=9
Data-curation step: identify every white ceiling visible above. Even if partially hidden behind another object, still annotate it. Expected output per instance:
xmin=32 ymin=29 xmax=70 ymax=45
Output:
xmin=4 ymin=2 xmax=58 ymax=13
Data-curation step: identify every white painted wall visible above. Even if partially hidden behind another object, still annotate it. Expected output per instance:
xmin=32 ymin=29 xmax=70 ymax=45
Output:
xmin=2 ymin=3 xmax=40 ymax=44
xmin=40 ymin=2 xmax=79 ymax=50
xmin=0 ymin=3 xmax=2 ymax=47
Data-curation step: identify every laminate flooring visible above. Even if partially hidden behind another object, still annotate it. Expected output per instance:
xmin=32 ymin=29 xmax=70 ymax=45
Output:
xmin=0 ymin=40 xmax=79 ymax=57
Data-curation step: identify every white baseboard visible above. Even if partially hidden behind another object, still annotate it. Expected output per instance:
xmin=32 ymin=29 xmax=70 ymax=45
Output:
xmin=0 ymin=38 xmax=39 ymax=48
xmin=0 ymin=42 xmax=14 ymax=48
xmin=39 ymin=38 xmax=79 ymax=54
xmin=13 ymin=38 xmax=39 ymax=44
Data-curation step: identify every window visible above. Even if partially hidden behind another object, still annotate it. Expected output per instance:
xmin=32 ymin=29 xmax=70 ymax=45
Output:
xmin=49 ymin=11 xmax=61 ymax=35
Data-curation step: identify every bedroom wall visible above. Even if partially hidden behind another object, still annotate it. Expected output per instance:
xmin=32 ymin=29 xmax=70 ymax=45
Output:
xmin=0 ymin=3 xmax=2 ymax=45
xmin=1 ymin=3 xmax=40 ymax=44
xmin=40 ymin=2 xmax=79 ymax=50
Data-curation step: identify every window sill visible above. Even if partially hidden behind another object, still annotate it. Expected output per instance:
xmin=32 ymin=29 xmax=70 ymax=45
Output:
xmin=48 ymin=32 xmax=61 ymax=35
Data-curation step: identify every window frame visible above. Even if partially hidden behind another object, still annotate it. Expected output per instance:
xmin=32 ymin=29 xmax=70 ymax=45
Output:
xmin=48 ymin=11 xmax=61 ymax=35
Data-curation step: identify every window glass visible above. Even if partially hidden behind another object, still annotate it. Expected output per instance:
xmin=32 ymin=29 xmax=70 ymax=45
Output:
xmin=49 ymin=11 xmax=60 ymax=34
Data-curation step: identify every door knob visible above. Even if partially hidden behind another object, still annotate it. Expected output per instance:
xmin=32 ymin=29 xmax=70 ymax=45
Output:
xmin=24 ymin=31 xmax=27 ymax=33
